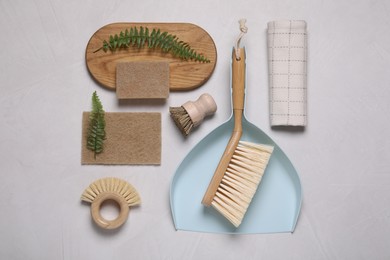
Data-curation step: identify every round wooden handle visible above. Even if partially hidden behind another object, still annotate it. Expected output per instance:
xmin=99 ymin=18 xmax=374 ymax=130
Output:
xmin=196 ymin=93 xmax=217 ymax=116
xmin=182 ymin=93 xmax=217 ymax=127
xmin=91 ymin=192 xmax=130 ymax=229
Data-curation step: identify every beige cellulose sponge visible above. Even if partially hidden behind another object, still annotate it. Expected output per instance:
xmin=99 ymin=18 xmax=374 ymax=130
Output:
xmin=116 ymin=61 xmax=169 ymax=99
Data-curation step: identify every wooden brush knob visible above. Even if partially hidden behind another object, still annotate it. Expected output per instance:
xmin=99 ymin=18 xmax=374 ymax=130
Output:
xmin=182 ymin=93 xmax=217 ymax=127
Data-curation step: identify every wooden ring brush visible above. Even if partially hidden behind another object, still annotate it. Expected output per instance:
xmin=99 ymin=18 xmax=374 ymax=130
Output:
xmin=201 ymin=48 xmax=274 ymax=228
xmin=81 ymin=177 xmax=141 ymax=229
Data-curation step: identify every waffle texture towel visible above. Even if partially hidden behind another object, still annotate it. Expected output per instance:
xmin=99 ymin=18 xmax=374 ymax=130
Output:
xmin=267 ymin=20 xmax=307 ymax=126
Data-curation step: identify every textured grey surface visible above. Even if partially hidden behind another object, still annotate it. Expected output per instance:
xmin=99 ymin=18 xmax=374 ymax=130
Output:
xmin=1 ymin=0 xmax=389 ymax=259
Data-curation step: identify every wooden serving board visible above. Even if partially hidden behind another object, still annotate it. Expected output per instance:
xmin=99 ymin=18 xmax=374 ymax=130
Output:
xmin=86 ymin=23 xmax=217 ymax=91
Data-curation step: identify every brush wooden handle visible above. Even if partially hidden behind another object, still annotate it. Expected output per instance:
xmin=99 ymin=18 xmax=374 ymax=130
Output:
xmin=91 ymin=192 xmax=130 ymax=229
xmin=182 ymin=93 xmax=217 ymax=127
xmin=202 ymin=48 xmax=246 ymax=206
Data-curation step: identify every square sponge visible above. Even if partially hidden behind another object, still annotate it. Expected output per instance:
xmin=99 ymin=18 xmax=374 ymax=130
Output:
xmin=116 ymin=61 xmax=169 ymax=99
xmin=81 ymin=112 xmax=161 ymax=165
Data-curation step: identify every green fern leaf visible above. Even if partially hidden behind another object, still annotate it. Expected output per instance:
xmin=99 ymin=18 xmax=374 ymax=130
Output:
xmin=139 ymin=27 xmax=144 ymax=46
xmin=95 ymin=26 xmax=210 ymax=63
xmin=87 ymin=91 xmax=106 ymax=159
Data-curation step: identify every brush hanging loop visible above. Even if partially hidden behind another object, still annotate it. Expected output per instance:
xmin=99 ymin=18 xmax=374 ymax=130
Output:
xmin=235 ymin=19 xmax=247 ymax=60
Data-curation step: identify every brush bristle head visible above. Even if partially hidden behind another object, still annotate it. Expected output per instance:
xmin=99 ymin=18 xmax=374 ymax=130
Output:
xmin=81 ymin=177 xmax=141 ymax=207
xmin=169 ymin=106 xmax=194 ymax=136
xmin=211 ymin=141 xmax=274 ymax=227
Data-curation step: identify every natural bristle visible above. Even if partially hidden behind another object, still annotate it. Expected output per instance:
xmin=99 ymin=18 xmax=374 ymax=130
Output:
xmin=211 ymin=141 xmax=274 ymax=227
xmin=81 ymin=177 xmax=141 ymax=207
xmin=169 ymin=106 xmax=194 ymax=136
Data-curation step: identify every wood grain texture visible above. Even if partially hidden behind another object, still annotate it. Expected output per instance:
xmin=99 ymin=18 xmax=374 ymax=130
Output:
xmin=86 ymin=23 xmax=217 ymax=91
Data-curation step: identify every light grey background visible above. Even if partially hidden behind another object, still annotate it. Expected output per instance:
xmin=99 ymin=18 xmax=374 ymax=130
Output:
xmin=1 ymin=0 xmax=389 ymax=259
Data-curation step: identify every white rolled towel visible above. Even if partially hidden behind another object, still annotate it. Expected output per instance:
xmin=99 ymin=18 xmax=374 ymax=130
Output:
xmin=267 ymin=20 xmax=307 ymax=126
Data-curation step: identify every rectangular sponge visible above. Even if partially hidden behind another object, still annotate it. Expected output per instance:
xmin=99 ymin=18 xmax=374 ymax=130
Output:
xmin=81 ymin=112 xmax=161 ymax=165
xmin=116 ymin=61 xmax=169 ymax=99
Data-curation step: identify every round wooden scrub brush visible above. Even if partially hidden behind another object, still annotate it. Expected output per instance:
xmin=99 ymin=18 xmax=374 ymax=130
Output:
xmin=81 ymin=177 xmax=141 ymax=229
xmin=169 ymin=93 xmax=217 ymax=136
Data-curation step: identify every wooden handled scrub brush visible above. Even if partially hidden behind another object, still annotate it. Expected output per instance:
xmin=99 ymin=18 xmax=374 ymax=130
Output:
xmin=81 ymin=177 xmax=141 ymax=229
xmin=169 ymin=93 xmax=217 ymax=136
xmin=201 ymin=47 xmax=274 ymax=228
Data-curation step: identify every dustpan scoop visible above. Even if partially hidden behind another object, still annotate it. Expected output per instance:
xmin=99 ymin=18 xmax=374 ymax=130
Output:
xmin=170 ymin=37 xmax=302 ymax=235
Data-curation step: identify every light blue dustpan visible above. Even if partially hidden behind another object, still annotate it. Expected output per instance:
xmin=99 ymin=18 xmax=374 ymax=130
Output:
xmin=170 ymin=48 xmax=302 ymax=234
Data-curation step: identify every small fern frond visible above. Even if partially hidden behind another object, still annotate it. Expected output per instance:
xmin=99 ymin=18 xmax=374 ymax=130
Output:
xmin=87 ymin=91 xmax=106 ymax=159
xmin=95 ymin=26 xmax=210 ymax=63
